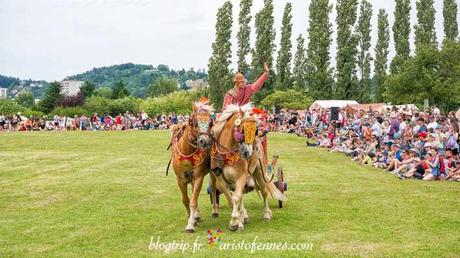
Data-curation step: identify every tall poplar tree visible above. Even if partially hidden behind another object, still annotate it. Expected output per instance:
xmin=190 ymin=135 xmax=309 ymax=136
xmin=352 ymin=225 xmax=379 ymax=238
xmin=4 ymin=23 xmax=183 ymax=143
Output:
xmin=251 ymin=0 xmax=276 ymax=103
xmin=335 ymin=0 xmax=358 ymax=99
xmin=414 ymin=0 xmax=437 ymax=50
xmin=391 ymin=0 xmax=411 ymax=73
xmin=275 ymin=2 xmax=293 ymax=90
xmin=207 ymin=1 xmax=233 ymax=110
xmin=306 ymin=0 xmax=334 ymax=99
xmin=293 ymin=34 xmax=306 ymax=91
xmin=374 ymin=9 xmax=390 ymax=102
xmin=356 ymin=0 xmax=372 ymax=102
xmin=443 ymin=0 xmax=458 ymax=41
xmin=236 ymin=0 xmax=252 ymax=74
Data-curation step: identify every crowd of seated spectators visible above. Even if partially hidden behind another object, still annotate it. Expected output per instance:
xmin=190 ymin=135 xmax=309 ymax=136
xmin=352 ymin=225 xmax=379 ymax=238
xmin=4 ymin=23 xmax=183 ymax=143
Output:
xmin=303 ymin=106 xmax=460 ymax=182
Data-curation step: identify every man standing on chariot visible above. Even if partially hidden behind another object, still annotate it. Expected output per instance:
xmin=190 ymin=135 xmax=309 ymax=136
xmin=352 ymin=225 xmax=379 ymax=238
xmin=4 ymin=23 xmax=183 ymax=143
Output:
xmin=222 ymin=63 xmax=270 ymax=110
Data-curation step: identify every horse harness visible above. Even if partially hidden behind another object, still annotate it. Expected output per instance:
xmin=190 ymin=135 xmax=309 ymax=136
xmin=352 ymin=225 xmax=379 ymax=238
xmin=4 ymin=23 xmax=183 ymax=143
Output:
xmin=165 ymin=112 xmax=213 ymax=179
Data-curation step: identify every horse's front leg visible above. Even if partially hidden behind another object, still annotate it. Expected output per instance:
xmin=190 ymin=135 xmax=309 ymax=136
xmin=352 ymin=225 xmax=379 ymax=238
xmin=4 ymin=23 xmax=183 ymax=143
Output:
xmin=229 ymin=172 xmax=247 ymax=231
xmin=185 ymin=171 xmax=204 ymax=233
xmin=176 ymin=176 xmax=190 ymax=217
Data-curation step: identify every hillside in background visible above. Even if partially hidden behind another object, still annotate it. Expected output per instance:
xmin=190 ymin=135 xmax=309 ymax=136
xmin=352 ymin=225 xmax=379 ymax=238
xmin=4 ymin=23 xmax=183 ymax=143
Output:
xmin=0 ymin=75 xmax=49 ymax=98
xmin=66 ymin=63 xmax=208 ymax=97
xmin=1 ymin=63 xmax=208 ymax=99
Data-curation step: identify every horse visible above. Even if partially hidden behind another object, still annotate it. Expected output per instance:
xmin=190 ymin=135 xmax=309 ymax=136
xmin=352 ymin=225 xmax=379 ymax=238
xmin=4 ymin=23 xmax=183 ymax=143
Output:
xmin=169 ymin=101 xmax=215 ymax=233
xmin=210 ymin=104 xmax=286 ymax=231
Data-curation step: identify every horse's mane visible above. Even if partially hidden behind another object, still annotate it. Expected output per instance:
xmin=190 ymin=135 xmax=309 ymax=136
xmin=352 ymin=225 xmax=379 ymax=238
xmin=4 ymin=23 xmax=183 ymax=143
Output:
xmin=212 ymin=103 xmax=253 ymax=137
xmin=193 ymin=101 xmax=214 ymax=113
xmin=217 ymin=103 xmax=253 ymax=123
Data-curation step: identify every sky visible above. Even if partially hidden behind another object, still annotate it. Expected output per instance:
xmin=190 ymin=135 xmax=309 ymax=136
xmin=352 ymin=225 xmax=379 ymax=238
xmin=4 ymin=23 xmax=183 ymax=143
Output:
xmin=0 ymin=0 xmax=455 ymax=81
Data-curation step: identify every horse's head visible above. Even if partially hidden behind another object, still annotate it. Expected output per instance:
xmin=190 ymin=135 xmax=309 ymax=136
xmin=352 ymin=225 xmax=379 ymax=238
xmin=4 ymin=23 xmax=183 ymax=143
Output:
xmin=232 ymin=112 xmax=257 ymax=160
xmin=190 ymin=102 xmax=214 ymax=149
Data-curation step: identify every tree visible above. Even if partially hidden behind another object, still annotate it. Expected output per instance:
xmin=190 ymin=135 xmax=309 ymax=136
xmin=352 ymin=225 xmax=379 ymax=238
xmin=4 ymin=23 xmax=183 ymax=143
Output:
xmin=391 ymin=0 xmax=411 ymax=73
xmin=385 ymin=41 xmax=460 ymax=112
xmin=93 ymin=87 xmax=113 ymax=99
xmin=275 ymin=2 xmax=293 ymax=90
xmin=261 ymin=90 xmax=313 ymax=110
xmin=56 ymin=93 xmax=85 ymax=107
xmin=39 ymin=81 xmax=63 ymax=113
xmin=147 ymin=77 xmax=178 ymax=97
xmin=293 ymin=34 xmax=307 ymax=91
xmin=16 ymin=91 xmax=35 ymax=108
xmin=111 ymin=80 xmax=129 ymax=99
xmin=335 ymin=0 xmax=359 ymax=99
xmin=356 ymin=0 xmax=373 ymax=103
xmin=236 ymin=0 xmax=253 ymax=74
xmin=306 ymin=0 xmax=334 ymax=99
xmin=80 ymin=81 xmax=96 ymax=98
xmin=0 ymin=99 xmax=26 ymax=115
xmin=443 ymin=0 xmax=458 ymax=41
xmin=208 ymin=1 xmax=233 ymax=110
xmin=374 ymin=9 xmax=390 ymax=103
xmin=414 ymin=0 xmax=437 ymax=51
xmin=251 ymin=0 xmax=276 ymax=103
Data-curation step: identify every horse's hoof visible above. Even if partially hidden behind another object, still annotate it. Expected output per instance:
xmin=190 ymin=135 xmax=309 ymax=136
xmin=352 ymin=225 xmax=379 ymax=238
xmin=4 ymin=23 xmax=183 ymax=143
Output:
xmin=185 ymin=228 xmax=195 ymax=233
xmin=194 ymin=217 xmax=202 ymax=223
xmin=229 ymin=224 xmax=238 ymax=231
xmin=212 ymin=213 xmax=219 ymax=218
xmin=244 ymin=218 xmax=249 ymax=224
xmin=264 ymin=217 xmax=271 ymax=222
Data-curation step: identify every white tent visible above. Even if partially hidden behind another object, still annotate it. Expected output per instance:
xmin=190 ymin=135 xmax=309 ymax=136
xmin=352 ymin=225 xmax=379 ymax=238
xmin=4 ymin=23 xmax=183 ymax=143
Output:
xmin=309 ymin=100 xmax=359 ymax=111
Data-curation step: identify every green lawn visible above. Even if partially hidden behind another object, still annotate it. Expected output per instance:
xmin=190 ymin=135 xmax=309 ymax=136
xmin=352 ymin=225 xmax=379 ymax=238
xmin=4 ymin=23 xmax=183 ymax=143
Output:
xmin=0 ymin=131 xmax=459 ymax=257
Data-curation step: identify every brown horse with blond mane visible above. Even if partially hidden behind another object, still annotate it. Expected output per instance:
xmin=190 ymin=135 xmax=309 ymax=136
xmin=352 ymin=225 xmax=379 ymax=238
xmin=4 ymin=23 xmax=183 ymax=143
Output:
xmin=170 ymin=101 xmax=214 ymax=233
xmin=210 ymin=103 xmax=286 ymax=231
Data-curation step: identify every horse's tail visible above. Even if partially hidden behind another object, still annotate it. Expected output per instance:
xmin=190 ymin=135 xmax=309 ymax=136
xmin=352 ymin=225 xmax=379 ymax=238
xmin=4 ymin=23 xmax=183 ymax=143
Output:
xmin=266 ymin=181 xmax=286 ymax=202
xmin=254 ymin=157 xmax=287 ymax=202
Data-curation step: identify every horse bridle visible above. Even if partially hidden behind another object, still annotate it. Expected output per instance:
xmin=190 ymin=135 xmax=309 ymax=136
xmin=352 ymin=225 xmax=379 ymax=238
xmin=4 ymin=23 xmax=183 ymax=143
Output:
xmin=186 ymin=111 xmax=214 ymax=148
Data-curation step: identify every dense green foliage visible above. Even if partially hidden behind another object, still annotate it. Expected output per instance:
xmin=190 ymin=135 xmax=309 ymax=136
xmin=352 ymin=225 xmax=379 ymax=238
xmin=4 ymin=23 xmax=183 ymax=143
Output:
xmin=374 ymin=9 xmax=390 ymax=102
xmin=385 ymin=41 xmax=460 ymax=112
xmin=391 ymin=0 xmax=411 ymax=74
xmin=38 ymin=82 xmax=64 ymax=113
xmin=111 ymin=81 xmax=130 ymax=99
xmin=443 ymin=0 xmax=459 ymax=41
xmin=306 ymin=0 xmax=334 ymax=100
xmin=208 ymin=1 xmax=233 ymax=111
xmin=93 ymin=87 xmax=113 ymax=98
xmin=16 ymin=92 xmax=35 ymax=109
xmin=292 ymin=34 xmax=307 ymax=91
xmin=236 ymin=0 xmax=253 ymax=75
xmin=80 ymin=81 xmax=96 ymax=98
xmin=0 ymin=75 xmax=19 ymax=88
xmin=141 ymin=91 xmax=201 ymax=115
xmin=261 ymin=90 xmax=313 ymax=110
xmin=356 ymin=0 xmax=373 ymax=103
xmin=251 ymin=0 xmax=276 ymax=104
xmin=335 ymin=0 xmax=359 ymax=100
xmin=275 ymin=2 xmax=293 ymax=90
xmin=415 ymin=0 xmax=437 ymax=51
xmin=0 ymin=99 xmax=26 ymax=115
xmin=147 ymin=77 xmax=178 ymax=97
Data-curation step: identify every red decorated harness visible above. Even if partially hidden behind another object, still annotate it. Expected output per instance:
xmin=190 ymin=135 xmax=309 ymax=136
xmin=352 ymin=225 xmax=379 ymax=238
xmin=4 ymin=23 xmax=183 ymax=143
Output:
xmin=172 ymin=137 xmax=207 ymax=172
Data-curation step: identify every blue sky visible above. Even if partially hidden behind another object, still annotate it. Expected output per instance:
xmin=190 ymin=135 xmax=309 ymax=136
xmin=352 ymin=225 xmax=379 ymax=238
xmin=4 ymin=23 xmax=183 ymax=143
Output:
xmin=0 ymin=0 xmax=454 ymax=81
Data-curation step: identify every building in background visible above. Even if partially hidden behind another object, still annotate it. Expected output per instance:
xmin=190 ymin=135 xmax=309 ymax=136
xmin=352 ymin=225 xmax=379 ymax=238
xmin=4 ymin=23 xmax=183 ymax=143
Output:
xmin=61 ymin=80 xmax=84 ymax=96
xmin=186 ymin=79 xmax=208 ymax=92
xmin=0 ymin=88 xmax=7 ymax=99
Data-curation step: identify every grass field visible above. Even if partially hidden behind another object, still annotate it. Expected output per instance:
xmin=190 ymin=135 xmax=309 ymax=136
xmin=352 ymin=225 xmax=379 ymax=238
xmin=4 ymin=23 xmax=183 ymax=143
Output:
xmin=0 ymin=131 xmax=459 ymax=257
